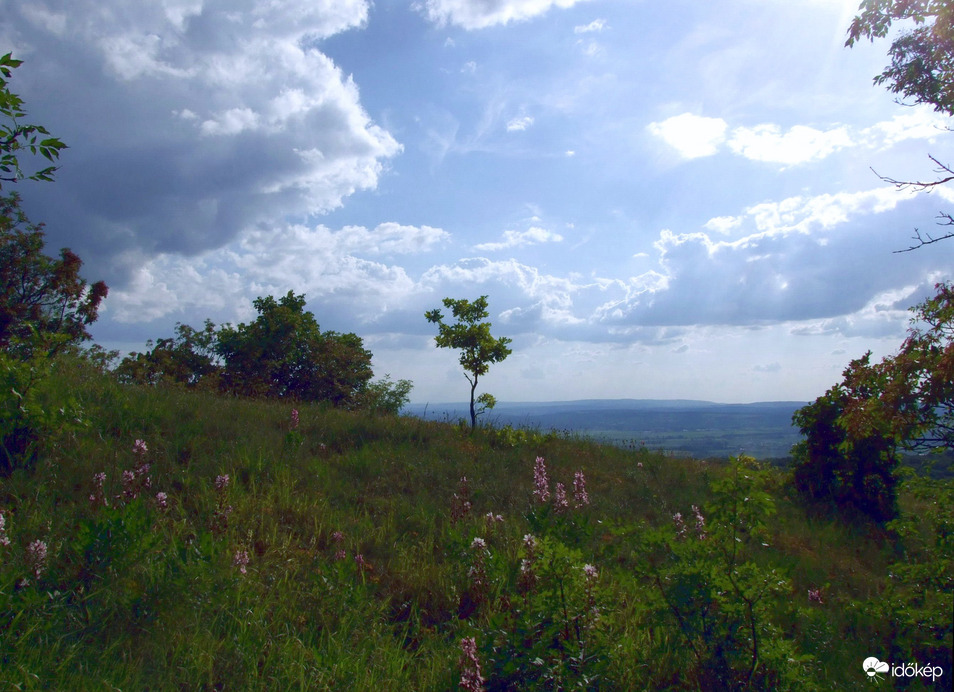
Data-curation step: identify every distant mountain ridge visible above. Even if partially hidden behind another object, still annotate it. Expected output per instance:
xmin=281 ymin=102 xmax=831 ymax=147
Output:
xmin=405 ymin=399 xmax=808 ymax=460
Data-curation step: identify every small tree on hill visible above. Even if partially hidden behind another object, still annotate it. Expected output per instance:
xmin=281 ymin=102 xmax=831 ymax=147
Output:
xmin=425 ymin=295 xmax=512 ymax=430
xmin=216 ymin=291 xmax=373 ymax=407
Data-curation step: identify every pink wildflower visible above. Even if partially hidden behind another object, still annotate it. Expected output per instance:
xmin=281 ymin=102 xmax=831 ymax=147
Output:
xmin=233 ymin=549 xmax=250 ymax=575
xmin=121 ymin=463 xmax=151 ymax=501
xmin=132 ymin=439 xmax=148 ymax=456
xmin=354 ymin=553 xmax=367 ymax=570
xmin=0 ymin=512 xmax=9 ymax=547
xmin=484 ymin=512 xmax=504 ymax=531
xmin=808 ymin=587 xmax=824 ymax=604
xmin=290 ymin=408 xmax=299 ymax=429
xmin=583 ymin=563 xmax=598 ymax=581
xmin=573 ymin=469 xmax=589 ymax=507
xmin=155 ymin=491 xmax=169 ymax=510
xmin=89 ymin=472 xmax=108 ymax=507
xmin=554 ymin=482 xmax=568 ymax=513
xmin=673 ymin=512 xmax=687 ymax=540
xmin=331 ymin=530 xmax=345 ymax=544
xmin=451 ymin=476 xmax=472 ymax=522
xmin=214 ymin=474 xmax=230 ymax=491
xmin=691 ymin=504 xmax=706 ymax=540
xmin=518 ymin=534 xmax=538 ymax=593
xmin=333 ymin=549 xmax=347 ymax=561
xmin=458 ymin=637 xmax=485 ymax=692
xmin=533 ymin=456 xmax=550 ymax=503
xmin=26 ymin=539 xmax=48 ymax=579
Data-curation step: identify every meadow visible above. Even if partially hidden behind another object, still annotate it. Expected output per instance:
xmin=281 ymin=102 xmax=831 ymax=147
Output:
xmin=0 ymin=355 xmax=951 ymax=690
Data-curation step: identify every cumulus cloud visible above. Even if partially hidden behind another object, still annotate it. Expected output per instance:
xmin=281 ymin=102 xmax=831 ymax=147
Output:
xmin=417 ymin=0 xmax=593 ymax=30
xmin=473 ymin=226 xmax=563 ymax=251
xmin=648 ymin=108 xmax=950 ymax=165
xmin=7 ymin=0 xmax=399 ymax=279
xmin=594 ymin=188 xmax=943 ymax=332
xmin=107 ymin=221 xmax=446 ymax=323
xmin=648 ymin=113 xmax=728 ymax=159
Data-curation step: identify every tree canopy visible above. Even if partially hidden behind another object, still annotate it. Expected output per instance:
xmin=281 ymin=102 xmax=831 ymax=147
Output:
xmin=847 ymin=1 xmax=954 ymax=249
xmin=425 ymin=295 xmax=512 ymax=429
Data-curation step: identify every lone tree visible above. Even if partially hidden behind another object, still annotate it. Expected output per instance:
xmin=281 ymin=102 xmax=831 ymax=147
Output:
xmin=425 ymin=295 xmax=512 ymax=429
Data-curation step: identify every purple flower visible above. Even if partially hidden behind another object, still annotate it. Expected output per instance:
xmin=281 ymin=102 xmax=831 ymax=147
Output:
xmin=26 ymin=539 xmax=48 ymax=579
xmin=451 ymin=476 xmax=472 ymax=522
xmin=133 ymin=439 xmax=148 ymax=456
xmin=691 ymin=504 xmax=707 ymax=540
xmin=554 ymin=482 xmax=568 ymax=513
xmin=533 ymin=456 xmax=550 ymax=503
xmin=331 ymin=530 xmax=345 ymax=544
xmin=459 ymin=637 xmax=485 ymax=692
xmin=155 ymin=491 xmax=169 ymax=510
xmin=290 ymin=408 xmax=299 ymax=429
xmin=673 ymin=512 xmax=687 ymax=540
xmin=808 ymin=587 xmax=824 ymax=604
xmin=0 ymin=512 xmax=9 ymax=547
xmin=233 ymin=549 xmax=250 ymax=575
xmin=214 ymin=474 xmax=230 ymax=492
xmin=583 ymin=563 xmax=598 ymax=581
xmin=573 ymin=470 xmax=589 ymax=507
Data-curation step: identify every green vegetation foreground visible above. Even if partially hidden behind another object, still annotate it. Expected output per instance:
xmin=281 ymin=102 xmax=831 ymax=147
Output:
xmin=0 ymin=357 xmax=950 ymax=690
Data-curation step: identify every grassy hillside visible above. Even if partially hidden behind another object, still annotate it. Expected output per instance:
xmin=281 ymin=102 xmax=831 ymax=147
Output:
xmin=0 ymin=357 xmax=950 ymax=690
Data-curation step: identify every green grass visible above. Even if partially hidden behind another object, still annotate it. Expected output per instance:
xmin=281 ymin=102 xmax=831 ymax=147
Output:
xmin=0 ymin=356 xmax=950 ymax=690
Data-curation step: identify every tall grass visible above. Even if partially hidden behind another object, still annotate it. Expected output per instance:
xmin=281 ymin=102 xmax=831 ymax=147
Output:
xmin=0 ymin=356 xmax=950 ymax=690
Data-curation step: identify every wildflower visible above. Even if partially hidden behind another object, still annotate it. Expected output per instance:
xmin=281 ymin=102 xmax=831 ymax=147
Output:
xmin=354 ymin=553 xmax=366 ymax=570
xmin=0 ymin=512 xmax=9 ymax=547
xmin=458 ymin=637 xmax=485 ymax=692
xmin=532 ymin=456 xmax=550 ymax=503
xmin=808 ymin=587 xmax=824 ymax=604
xmin=155 ymin=491 xmax=169 ymax=510
xmin=290 ymin=408 xmax=299 ymax=429
xmin=673 ymin=512 xmax=687 ymax=540
xmin=132 ymin=439 xmax=148 ymax=456
xmin=691 ymin=504 xmax=707 ymax=540
xmin=636 ymin=462 xmax=643 ymax=468
xmin=518 ymin=534 xmax=538 ymax=593
xmin=583 ymin=563 xmax=598 ymax=581
xmin=484 ymin=512 xmax=503 ymax=531
xmin=233 ymin=549 xmax=250 ymax=575
xmin=451 ymin=476 xmax=472 ymax=522
xmin=89 ymin=472 xmax=108 ymax=507
xmin=26 ymin=539 xmax=48 ymax=579
xmin=333 ymin=549 xmax=347 ymax=561
xmin=554 ymin=482 xmax=568 ymax=513
xmin=468 ymin=537 xmax=490 ymax=604
xmin=121 ymin=462 xmax=151 ymax=501
xmin=573 ymin=469 xmax=589 ymax=507
xmin=331 ymin=530 xmax=345 ymax=544
xmin=214 ymin=474 xmax=230 ymax=491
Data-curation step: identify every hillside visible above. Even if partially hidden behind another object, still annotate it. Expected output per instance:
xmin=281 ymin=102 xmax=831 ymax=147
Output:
xmin=0 ymin=358 xmax=950 ymax=690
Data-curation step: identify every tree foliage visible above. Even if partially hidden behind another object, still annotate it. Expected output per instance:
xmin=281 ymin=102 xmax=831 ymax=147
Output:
xmin=216 ymin=292 xmax=373 ymax=407
xmin=847 ymin=0 xmax=954 ymax=116
xmin=1 ymin=53 xmax=67 ymax=188
xmin=791 ymin=282 xmax=954 ymax=523
xmin=0 ymin=194 xmax=108 ymax=358
xmin=840 ymin=281 xmax=954 ymax=452
xmin=425 ymin=295 xmax=512 ymax=429
xmin=114 ymin=320 xmax=219 ymax=388
xmin=846 ymin=1 xmax=954 ymax=249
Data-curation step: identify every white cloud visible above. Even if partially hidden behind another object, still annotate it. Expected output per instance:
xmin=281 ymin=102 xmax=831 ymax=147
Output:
xmin=506 ymin=115 xmax=535 ymax=132
xmin=108 ymin=221 xmax=446 ymax=323
xmin=8 ymin=0 xmax=399 ymax=273
xmin=473 ymin=226 xmax=563 ymax=251
xmin=417 ymin=0 xmax=593 ymax=30
xmin=649 ymin=109 xmax=951 ymax=165
xmin=727 ymin=123 xmax=853 ymax=165
xmin=574 ymin=18 xmax=606 ymax=33
xmin=647 ymin=113 xmax=728 ymax=159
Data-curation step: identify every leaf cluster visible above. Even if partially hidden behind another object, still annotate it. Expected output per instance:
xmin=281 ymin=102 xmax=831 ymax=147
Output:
xmin=0 ymin=54 xmax=66 ymax=188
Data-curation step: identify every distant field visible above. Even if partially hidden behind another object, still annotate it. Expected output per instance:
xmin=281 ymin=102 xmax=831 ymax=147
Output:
xmin=406 ymin=399 xmax=806 ymax=460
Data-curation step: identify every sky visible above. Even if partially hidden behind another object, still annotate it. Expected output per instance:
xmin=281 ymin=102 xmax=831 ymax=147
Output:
xmin=2 ymin=0 xmax=952 ymax=404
